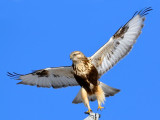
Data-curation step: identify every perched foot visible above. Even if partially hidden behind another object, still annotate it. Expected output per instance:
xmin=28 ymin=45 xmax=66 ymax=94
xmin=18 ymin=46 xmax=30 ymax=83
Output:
xmin=84 ymin=109 xmax=92 ymax=114
xmin=97 ymin=106 xmax=104 ymax=111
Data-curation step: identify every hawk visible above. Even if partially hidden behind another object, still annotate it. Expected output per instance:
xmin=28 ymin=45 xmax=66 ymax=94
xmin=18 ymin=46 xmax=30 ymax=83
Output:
xmin=8 ymin=7 xmax=152 ymax=114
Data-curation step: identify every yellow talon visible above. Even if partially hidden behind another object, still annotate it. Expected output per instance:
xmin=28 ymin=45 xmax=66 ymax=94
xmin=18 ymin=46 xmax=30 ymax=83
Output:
xmin=97 ymin=106 xmax=104 ymax=111
xmin=85 ymin=109 xmax=92 ymax=114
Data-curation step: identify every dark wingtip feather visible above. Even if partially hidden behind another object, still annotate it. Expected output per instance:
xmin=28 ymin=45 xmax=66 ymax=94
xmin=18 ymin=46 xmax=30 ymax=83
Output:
xmin=7 ymin=72 xmax=21 ymax=80
xmin=132 ymin=7 xmax=152 ymax=18
xmin=139 ymin=7 xmax=153 ymax=17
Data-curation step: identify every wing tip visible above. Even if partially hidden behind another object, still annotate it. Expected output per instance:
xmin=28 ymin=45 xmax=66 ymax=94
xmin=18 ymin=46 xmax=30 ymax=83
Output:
xmin=7 ymin=72 xmax=22 ymax=80
xmin=132 ymin=7 xmax=152 ymax=19
xmin=138 ymin=7 xmax=153 ymax=17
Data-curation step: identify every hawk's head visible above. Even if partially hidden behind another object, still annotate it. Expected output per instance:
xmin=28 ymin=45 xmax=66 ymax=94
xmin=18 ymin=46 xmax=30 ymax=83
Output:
xmin=70 ymin=51 xmax=86 ymax=62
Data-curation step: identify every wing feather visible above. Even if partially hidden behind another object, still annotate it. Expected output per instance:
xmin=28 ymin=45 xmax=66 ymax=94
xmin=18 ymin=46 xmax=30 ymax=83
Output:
xmin=7 ymin=66 xmax=79 ymax=88
xmin=90 ymin=7 xmax=152 ymax=77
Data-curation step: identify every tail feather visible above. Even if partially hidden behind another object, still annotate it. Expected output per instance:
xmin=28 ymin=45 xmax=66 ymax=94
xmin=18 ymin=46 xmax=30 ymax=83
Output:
xmin=99 ymin=82 xmax=120 ymax=97
xmin=72 ymin=82 xmax=120 ymax=104
xmin=72 ymin=90 xmax=83 ymax=104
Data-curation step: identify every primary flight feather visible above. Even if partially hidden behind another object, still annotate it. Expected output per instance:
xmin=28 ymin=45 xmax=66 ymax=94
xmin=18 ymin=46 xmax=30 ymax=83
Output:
xmin=8 ymin=7 xmax=152 ymax=113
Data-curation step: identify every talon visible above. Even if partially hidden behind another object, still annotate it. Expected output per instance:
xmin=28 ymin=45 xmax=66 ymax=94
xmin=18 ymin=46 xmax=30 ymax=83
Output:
xmin=97 ymin=106 xmax=104 ymax=111
xmin=85 ymin=109 xmax=92 ymax=114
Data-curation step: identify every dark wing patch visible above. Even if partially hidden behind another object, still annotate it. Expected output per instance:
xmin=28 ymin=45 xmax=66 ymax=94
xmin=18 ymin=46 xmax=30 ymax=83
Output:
xmin=33 ymin=70 xmax=49 ymax=77
xmin=113 ymin=26 xmax=129 ymax=39
xmin=113 ymin=7 xmax=152 ymax=40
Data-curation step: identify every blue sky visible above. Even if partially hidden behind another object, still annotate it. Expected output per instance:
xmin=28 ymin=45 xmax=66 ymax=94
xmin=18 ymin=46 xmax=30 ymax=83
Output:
xmin=1 ymin=0 xmax=160 ymax=120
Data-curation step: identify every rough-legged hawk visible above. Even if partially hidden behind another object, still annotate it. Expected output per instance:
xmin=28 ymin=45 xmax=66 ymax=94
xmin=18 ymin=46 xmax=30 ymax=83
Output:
xmin=8 ymin=7 xmax=152 ymax=113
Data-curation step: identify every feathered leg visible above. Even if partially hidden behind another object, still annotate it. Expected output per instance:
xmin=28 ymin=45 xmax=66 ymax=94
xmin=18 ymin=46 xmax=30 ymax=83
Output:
xmin=95 ymin=85 xmax=105 ymax=110
xmin=81 ymin=87 xmax=92 ymax=114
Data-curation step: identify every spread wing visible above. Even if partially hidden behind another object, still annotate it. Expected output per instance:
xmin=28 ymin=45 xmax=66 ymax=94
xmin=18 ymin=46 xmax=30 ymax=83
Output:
xmin=90 ymin=7 xmax=152 ymax=77
xmin=7 ymin=66 xmax=79 ymax=88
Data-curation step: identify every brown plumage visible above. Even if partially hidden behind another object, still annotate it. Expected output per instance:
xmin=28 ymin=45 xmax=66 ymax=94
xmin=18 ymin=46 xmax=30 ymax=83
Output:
xmin=70 ymin=51 xmax=113 ymax=113
xmin=71 ymin=51 xmax=98 ymax=95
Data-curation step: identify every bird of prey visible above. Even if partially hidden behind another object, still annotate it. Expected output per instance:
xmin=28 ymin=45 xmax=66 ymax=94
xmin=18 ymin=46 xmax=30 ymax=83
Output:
xmin=8 ymin=7 xmax=152 ymax=114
